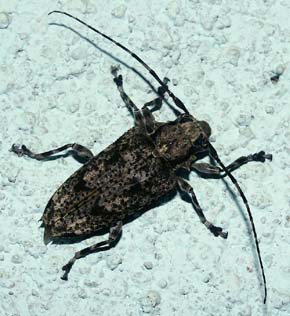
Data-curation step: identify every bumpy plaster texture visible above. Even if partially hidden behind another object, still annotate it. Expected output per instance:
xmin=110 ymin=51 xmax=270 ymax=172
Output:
xmin=0 ymin=1 xmax=289 ymax=315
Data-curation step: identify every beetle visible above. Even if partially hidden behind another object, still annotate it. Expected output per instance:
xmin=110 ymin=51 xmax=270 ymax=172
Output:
xmin=11 ymin=10 xmax=272 ymax=303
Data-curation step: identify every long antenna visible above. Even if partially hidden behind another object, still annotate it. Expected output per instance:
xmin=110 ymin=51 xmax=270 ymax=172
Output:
xmin=208 ymin=143 xmax=267 ymax=304
xmin=48 ymin=10 xmax=189 ymax=114
xmin=48 ymin=10 xmax=267 ymax=303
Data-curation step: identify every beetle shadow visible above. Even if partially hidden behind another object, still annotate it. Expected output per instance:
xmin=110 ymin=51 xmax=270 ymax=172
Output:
xmin=48 ymin=22 xmax=181 ymax=117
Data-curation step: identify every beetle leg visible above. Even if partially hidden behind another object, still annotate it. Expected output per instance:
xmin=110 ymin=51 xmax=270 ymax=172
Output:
xmin=143 ymin=97 xmax=162 ymax=111
xmin=111 ymin=65 xmax=139 ymax=114
xmin=177 ymin=178 xmax=228 ymax=239
xmin=191 ymin=151 xmax=272 ymax=178
xmin=141 ymin=77 xmax=170 ymax=133
xmin=141 ymin=98 xmax=162 ymax=134
xmin=61 ymin=221 xmax=122 ymax=280
xmin=141 ymin=77 xmax=169 ymax=112
xmin=10 ymin=143 xmax=94 ymax=164
xmin=111 ymin=66 xmax=148 ymax=132
xmin=111 ymin=65 xmax=159 ymax=136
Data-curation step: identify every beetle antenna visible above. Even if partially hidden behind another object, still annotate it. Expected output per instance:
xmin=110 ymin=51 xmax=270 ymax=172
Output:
xmin=208 ymin=142 xmax=267 ymax=304
xmin=48 ymin=10 xmax=189 ymax=114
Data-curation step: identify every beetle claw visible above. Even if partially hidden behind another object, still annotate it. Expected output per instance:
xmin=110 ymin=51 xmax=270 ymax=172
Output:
xmin=209 ymin=225 xmax=228 ymax=239
xmin=10 ymin=144 xmax=27 ymax=157
xmin=253 ymin=151 xmax=272 ymax=163
xmin=61 ymin=262 xmax=73 ymax=281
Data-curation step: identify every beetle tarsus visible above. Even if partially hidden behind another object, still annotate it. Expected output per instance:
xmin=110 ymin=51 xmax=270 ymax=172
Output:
xmin=11 ymin=144 xmax=29 ymax=157
xmin=207 ymin=224 xmax=228 ymax=239
xmin=61 ymin=260 xmax=75 ymax=281
xmin=252 ymin=151 xmax=272 ymax=162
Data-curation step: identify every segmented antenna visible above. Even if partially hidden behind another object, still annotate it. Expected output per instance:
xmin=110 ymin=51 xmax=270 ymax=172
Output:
xmin=48 ymin=10 xmax=189 ymax=114
xmin=48 ymin=10 xmax=267 ymax=304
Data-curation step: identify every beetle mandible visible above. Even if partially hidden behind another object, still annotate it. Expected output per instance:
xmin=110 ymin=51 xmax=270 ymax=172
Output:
xmin=11 ymin=10 xmax=272 ymax=303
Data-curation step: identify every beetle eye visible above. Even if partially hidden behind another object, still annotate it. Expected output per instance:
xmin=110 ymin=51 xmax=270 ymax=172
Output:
xmin=198 ymin=120 xmax=211 ymax=137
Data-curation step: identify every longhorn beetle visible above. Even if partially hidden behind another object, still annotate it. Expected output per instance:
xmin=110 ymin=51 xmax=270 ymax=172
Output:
xmin=11 ymin=10 xmax=272 ymax=303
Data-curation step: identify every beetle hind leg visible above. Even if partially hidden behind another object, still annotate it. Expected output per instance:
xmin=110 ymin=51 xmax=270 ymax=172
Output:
xmin=10 ymin=143 xmax=94 ymax=164
xmin=61 ymin=221 xmax=122 ymax=281
xmin=177 ymin=178 xmax=228 ymax=239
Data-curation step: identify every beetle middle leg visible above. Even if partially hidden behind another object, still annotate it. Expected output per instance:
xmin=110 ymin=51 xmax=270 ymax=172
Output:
xmin=10 ymin=143 xmax=94 ymax=164
xmin=177 ymin=178 xmax=228 ymax=239
xmin=191 ymin=151 xmax=272 ymax=178
xmin=61 ymin=221 xmax=122 ymax=280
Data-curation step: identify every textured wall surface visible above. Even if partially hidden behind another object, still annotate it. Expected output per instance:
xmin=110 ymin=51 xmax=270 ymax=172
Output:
xmin=0 ymin=1 xmax=289 ymax=315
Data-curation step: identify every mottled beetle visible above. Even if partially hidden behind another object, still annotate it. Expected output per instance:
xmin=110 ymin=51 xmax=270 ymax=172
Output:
xmin=11 ymin=11 xmax=272 ymax=303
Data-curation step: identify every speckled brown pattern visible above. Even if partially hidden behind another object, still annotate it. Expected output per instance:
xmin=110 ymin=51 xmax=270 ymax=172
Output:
xmin=42 ymin=117 xmax=207 ymax=242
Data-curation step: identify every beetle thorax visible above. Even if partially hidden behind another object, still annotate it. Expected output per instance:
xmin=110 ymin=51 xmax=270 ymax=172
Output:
xmin=154 ymin=118 xmax=211 ymax=162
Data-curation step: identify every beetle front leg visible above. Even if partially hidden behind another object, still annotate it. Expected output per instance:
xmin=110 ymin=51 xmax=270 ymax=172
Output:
xmin=141 ymin=77 xmax=170 ymax=133
xmin=191 ymin=151 xmax=272 ymax=178
xmin=61 ymin=221 xmax=122 ymax=280
xmin=111 ymin=65 xmax=145 ymax=129
xmin=177 ymin=178 xmax=228 ymax=239
xmin=111 ymin=65 xmax=158 ymax=135
xmin=10 ymin=143 xmax=94 ymax=164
